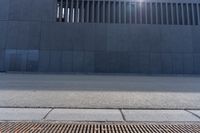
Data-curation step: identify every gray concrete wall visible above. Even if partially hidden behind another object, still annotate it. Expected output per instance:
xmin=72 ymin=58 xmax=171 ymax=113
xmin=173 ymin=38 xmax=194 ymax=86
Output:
xmin=0 ymin=0 xmax=200 ymax=74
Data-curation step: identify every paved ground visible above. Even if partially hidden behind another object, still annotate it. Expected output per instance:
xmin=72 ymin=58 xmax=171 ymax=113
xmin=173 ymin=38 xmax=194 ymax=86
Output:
xmin=0 ymin=73 xmax=200 ymax=109
xmin=0 ymin=108 xmax=200 ymax=122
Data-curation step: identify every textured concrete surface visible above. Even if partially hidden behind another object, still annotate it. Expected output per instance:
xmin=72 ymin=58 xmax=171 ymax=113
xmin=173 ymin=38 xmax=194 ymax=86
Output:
xmin=46 ymin=109 xmax=123 ymax=121
xmin=0 ymin=108 xmax=50 ymax=121
xmin=122 ymin=110 xmax=200 ymax=122
xmin=0 ymin=73 xmax=200 ymax=109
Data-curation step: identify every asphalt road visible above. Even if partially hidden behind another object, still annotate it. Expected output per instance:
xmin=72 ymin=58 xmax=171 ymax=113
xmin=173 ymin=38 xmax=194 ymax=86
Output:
xmin=0 ymin=73 xmax=200 ymax=109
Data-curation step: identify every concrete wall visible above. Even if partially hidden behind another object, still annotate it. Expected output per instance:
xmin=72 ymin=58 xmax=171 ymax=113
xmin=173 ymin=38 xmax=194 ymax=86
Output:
xmin=0 ymin=0 xmax=200 ymax=74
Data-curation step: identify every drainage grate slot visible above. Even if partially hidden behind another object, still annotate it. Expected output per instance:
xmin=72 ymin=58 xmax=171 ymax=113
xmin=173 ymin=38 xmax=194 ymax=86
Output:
xmin=0 ymin=123 xmax=200 ymax=133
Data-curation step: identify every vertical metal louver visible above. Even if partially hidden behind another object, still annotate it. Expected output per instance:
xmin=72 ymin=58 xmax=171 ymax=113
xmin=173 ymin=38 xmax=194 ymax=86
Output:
xmin=56 ymin=0 xmax=200 ymax=26
xmin=57 ymin=0 xmax=67 ymax=22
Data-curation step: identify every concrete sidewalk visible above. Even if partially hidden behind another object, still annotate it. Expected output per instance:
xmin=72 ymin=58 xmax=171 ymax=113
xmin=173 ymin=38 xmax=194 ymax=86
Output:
xmin=0 ymin=73 xmax=200 ymax=109
xmin=0 ymin=108 xmax=200 ymax=122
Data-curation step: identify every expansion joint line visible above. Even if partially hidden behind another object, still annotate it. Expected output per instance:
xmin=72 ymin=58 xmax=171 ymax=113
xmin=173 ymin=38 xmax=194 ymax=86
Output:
xmin=42 ymin=108 xmax=53 ymax=120
xmin=119 ymin=109 xmax=126 ymax=121
xmin=185 ymin=110 xmax=200 ymax=120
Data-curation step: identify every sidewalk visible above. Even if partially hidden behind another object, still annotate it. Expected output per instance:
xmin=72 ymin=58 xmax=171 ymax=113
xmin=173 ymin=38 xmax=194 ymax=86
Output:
xmin=0 ymin=108 xmax=200 ymax=122
xmin=0 ymin=73 xmax=200 ymax=109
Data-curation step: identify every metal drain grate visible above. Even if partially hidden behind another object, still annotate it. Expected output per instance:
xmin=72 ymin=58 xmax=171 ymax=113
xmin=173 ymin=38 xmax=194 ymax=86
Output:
xmin=0 ymin=122 xmax=200 ymax=133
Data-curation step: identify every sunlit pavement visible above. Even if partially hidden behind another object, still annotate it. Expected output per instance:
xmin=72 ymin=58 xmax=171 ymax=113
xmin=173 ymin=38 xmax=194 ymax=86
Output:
xmin=0 ymin=73 xmax=200 ymax=125
xmin=0 ymin=73 xmax=200 ymax=109
xmin=0 ymin=108 xmax=200 ymax=122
